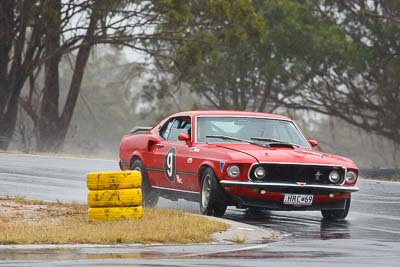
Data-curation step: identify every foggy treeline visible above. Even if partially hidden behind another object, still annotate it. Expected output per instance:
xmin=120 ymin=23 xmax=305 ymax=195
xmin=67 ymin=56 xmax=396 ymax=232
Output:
xmin=1 ymin=1 xmax=399 ymax=168
xmin=9 ymin=47 xmax=399 ymax=169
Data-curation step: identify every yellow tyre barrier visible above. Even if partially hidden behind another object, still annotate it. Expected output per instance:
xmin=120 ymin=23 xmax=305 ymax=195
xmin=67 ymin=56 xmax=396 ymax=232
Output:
xmin=88 ymin=206 xmax=144 ymax=220
xmin=87 ymin=171 xmax=141 ymax=190
xmin=88 ymin=188 xmax=142 ymax=207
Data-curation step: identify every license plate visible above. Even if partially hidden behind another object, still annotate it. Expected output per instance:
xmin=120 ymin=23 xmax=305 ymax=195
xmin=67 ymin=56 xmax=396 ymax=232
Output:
xmin=283 ymin=194 xmax=313 ymax=206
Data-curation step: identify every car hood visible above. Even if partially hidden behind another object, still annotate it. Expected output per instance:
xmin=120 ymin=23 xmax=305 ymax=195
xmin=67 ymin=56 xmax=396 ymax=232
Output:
xmin=213 ymin=143 xmax=356 ymax=168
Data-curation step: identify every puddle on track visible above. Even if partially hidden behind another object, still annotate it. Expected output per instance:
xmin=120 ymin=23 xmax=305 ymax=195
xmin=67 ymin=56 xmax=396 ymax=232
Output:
xmin=0 ymin=245 xmax=346 ymax=261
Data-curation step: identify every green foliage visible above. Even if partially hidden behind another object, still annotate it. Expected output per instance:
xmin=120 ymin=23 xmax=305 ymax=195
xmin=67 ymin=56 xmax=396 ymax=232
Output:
xmin=145 ymin=0 xmax=345 ymax=111
xmin=283 ymin=1 xmax=400 ymax=144
xmin=144 ymin=0 xmax=400 ymax=145
xmin=144 ymin=0 xmax=271 ymax=110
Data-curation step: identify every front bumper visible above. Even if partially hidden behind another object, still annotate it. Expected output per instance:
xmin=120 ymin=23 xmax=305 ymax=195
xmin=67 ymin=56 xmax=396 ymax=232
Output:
xmin=220 ymin=180 xmax=359 ymax=193
xmin=220 ymin=180 xmax=357 ymax=210
xmin=229 ymin=194 xmax=348 ymax=211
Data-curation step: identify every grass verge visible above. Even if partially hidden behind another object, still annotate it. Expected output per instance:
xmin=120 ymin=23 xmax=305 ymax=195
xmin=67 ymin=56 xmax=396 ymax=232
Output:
xmin=0 ymin=197 xmax=228 ymax=245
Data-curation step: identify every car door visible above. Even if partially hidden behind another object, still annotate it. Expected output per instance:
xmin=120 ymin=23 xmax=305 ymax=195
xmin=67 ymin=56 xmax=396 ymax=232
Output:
xmin=151 ymin=116 xmax=197 ymax=192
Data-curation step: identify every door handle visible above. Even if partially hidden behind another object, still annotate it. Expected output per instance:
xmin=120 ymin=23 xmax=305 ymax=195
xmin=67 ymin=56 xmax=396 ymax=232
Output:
xmin=155 ymin=144 xmax=164 ymax=149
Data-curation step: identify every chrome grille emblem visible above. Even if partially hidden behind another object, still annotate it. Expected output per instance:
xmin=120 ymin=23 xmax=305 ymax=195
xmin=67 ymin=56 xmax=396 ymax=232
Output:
xmin=315 ymin=170 xmax=322 ymax=181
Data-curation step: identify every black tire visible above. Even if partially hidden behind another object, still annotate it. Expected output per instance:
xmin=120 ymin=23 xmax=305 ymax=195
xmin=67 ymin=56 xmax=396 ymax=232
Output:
xmin=199 ymin=168 xmax=228 ymax=217
xmin=131 ymin=159 xmax=159 ymax=208
xmin=321 ymin=194 xmax=351 ymax=221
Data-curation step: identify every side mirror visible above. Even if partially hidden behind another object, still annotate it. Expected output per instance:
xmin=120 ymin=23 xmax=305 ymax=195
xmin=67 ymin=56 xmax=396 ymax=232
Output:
xmin=308 ymin=140 xmax=318 ymax=147
xmin=178 ymin=133 xmax=192 ymax=146
xmin=178 ymin=133 xmax=190 ymax=141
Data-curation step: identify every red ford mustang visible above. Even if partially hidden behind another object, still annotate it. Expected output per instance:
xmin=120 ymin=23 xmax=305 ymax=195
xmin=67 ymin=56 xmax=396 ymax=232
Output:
xmin=119 ymin=110 xmax=359 ymax=220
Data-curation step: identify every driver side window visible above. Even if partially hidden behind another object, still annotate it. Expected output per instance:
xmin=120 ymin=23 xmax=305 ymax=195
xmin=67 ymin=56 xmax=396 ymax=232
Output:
xmin=159 ymin=116 xmax=191 ymax=142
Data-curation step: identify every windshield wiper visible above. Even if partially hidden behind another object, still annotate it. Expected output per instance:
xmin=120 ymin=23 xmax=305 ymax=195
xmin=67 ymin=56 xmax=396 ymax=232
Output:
xmin=250 ymin=137 xmax=299 ymax=147
xmin=251 ymin=137 xmax=283 ymax=143
xmin=205 ymin=135 xmax=267 ymax=148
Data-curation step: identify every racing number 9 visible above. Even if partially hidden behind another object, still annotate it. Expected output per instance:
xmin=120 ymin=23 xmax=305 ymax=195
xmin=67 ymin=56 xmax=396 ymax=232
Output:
xmin=164 ymin=147 xmax=176 ymax=182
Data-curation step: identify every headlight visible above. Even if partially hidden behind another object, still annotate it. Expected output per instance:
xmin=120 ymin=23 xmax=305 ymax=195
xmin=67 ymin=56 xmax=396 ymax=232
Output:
xmin=227 ymin=165 xmax=240 ymax=178
xmin=329 ymin=170 xmax=341 ymax=183
xmin=254 ymin=167 xmax=266 ymax=179
xmin=345 ymin=171 xmax=358 ymax=183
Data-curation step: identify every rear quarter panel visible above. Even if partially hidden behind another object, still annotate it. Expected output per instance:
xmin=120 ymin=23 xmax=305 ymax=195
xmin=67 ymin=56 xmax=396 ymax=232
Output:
xmin=119 ymin=134 xmax=154 ymax=168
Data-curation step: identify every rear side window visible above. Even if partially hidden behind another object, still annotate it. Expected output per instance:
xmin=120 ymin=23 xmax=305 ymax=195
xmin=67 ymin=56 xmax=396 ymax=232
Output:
xmin=159 ymin=119 xmax=174 ymax=139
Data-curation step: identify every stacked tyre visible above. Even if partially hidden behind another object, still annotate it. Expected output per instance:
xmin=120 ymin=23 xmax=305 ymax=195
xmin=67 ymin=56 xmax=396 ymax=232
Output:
xmin=86 ymin=171 xmax=143 ymax=220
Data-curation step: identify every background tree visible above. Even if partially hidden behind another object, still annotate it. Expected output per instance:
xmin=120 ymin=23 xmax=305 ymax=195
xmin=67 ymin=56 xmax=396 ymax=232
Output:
xmin=143 ymin=0 xmax=351 ymax=113
xmin=143 ymin=0 xmax=272 ymax=111
xmin=0 ymin=1 xmax=45 ymax=150
xmin=1 ymin=0 xmax=399 ymax=167
xmin=145 ymin=0 xmax=400 ymax=146
xmin=278 ymin=0 xmax=400 ymax=145
xmin=61 ymin=48 xmax=145 ymax=157
xmin=1 ymin=0 xmax=187 ymax=151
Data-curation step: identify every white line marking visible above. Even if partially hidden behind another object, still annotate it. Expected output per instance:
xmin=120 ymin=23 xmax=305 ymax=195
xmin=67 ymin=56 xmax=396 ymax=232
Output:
xmin=237 ymin=227 xmax=255 ymax=231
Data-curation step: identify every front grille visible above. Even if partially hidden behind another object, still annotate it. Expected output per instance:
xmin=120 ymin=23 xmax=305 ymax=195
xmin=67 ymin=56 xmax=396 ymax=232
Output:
xmin=249 ymin=163 xmax=345 ymax=185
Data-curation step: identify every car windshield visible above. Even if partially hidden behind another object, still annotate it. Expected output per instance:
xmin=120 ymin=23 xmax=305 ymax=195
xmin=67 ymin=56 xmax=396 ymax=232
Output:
xmin=196 ymin=116 xmax=310 ymax=148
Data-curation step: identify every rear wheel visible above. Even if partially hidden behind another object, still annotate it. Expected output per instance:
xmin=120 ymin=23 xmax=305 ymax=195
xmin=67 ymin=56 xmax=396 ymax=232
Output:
xmin=131 ymin=159 xmax=159 ymax=207
xmin=200 ymin=168 xmax=228 ymax=217
xmin=321 ymin=194 xmax=351 ymax=221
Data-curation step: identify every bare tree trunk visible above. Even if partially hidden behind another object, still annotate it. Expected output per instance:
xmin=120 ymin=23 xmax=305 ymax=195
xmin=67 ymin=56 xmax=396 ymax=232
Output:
xmin=0 ymin=0 xmax=15 ymax=149
xmin=0 ymin=0 xmax=36 ymax=150
xmin=0 ymin=1 xmax=13 ymax=114
xmin=0 ymin=75 xmax=26 ymax=149
xmin=2 ymin=0 xmax=162 ymax=151
xmin=37 ymin=0 xmax=61 ymax=152
xmin=50 ymin=1 xmax=103 ymax=151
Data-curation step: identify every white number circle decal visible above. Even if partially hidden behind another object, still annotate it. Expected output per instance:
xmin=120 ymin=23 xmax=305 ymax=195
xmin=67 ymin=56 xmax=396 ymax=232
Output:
xmin=164 ymin=147 xmax=176 ymax=182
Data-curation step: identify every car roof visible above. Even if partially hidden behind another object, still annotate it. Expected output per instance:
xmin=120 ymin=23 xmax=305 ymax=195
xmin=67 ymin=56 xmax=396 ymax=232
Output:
xmin=171 ymin=110 xmax=292 ymax=121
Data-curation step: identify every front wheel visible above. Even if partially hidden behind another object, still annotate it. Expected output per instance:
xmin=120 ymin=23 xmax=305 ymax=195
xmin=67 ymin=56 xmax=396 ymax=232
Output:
xmin=131 ymin=159 xmax=159 ymax=207
xmin=321 ymin=195 xmax=351 ymax=221
xmin=199 ymin=168 xmax=228 ymax=217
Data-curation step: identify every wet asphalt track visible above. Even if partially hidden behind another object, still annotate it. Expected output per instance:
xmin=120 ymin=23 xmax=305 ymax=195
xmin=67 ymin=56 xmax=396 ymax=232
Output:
xmin=0 ymin=153 xmax=400 ymax=266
